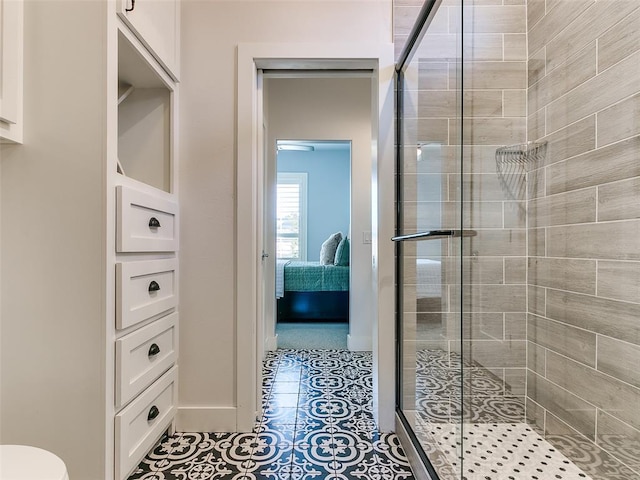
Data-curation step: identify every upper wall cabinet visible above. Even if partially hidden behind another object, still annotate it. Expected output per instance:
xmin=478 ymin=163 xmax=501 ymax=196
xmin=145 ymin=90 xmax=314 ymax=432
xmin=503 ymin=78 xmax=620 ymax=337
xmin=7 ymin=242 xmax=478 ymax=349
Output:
xmin=0 ymin=0 xmax=24 ymax=143
xmin=117 ymin=0 xmax=180 ymax=81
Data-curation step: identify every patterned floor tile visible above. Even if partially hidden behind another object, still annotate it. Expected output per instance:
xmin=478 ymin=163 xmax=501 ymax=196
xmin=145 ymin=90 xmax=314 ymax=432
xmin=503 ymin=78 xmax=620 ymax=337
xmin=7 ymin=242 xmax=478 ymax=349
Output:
xmin=129 ymin=349 xmax=415 ymax=480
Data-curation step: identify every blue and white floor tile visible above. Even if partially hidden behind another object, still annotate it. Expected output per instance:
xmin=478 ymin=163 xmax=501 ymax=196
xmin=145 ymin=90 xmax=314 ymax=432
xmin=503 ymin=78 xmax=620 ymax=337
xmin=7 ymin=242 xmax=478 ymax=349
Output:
xmin=128 ymin=349 xmax=414 ymax=480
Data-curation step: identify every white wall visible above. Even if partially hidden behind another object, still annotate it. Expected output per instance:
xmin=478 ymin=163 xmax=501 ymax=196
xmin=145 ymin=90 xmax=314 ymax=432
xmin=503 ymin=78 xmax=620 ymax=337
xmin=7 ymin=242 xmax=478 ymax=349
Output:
xmin=178 ymin=0 xmax=392 ymax=430
xmin=0 ymin=2 xmax=108 ymax=478
xmin=266 ymin=77 xmax=373 ymax=350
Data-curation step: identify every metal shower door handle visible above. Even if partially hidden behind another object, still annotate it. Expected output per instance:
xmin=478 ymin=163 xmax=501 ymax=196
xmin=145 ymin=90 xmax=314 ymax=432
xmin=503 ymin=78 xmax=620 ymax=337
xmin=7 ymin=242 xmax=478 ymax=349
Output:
xmin=391 ymin=229 xmax=477 ymax=242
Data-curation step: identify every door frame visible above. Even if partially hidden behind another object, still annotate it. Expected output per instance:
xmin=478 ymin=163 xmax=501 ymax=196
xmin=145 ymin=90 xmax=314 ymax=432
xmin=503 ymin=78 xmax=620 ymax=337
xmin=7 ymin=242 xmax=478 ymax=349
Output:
xmin=236 ymin=42 xmax=395 ymax=432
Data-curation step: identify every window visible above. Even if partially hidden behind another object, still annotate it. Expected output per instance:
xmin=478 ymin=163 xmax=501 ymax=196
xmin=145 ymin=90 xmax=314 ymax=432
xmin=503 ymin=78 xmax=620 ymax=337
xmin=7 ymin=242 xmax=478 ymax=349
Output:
xmin=276 ymin=172 xmax=307 ymax=260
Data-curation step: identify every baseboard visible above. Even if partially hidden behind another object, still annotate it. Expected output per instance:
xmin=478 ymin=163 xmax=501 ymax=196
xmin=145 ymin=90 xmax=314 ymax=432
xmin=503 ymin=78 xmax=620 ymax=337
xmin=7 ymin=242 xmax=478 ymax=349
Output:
xmin=347 ymin=333 xmax=372 ymax=351
xmin=175 ymin=407 xmax=238 ymax=432
xmin=265 ymin=334 xmax=278 ymax=351
xmin=396 ymin=412 xmax=433 ymax=480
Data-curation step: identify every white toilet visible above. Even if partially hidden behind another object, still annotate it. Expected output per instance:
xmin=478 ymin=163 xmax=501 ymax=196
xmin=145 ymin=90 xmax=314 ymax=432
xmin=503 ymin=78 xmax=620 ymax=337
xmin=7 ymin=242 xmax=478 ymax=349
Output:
xmin=0 ymin=445 xmax=69 ymax=480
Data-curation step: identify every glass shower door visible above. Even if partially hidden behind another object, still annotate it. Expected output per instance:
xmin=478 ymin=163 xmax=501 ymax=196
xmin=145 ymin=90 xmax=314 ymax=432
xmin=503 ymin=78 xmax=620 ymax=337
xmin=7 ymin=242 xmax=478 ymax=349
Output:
xmin=395 ymin=1 xmax=465 ymax=478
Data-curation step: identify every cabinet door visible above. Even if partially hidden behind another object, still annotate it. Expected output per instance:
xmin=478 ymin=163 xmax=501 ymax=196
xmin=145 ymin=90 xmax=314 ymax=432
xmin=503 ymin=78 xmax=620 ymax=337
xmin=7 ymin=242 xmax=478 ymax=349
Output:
xmin=117 ymin=0 xmax=179 ymax=80
xmin=0 ymin=0 xmax=24 ymax=143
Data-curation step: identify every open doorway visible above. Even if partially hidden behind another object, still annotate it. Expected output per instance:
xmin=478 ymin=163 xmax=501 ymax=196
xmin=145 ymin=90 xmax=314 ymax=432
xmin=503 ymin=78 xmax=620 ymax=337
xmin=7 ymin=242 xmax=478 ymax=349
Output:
xmin=236 ymin=43 xmax=396 ymax=433
xmin=274 ymin=140 xmax=351 ymax=349
xmin=261 ymin=75 xmax=374 ymax=355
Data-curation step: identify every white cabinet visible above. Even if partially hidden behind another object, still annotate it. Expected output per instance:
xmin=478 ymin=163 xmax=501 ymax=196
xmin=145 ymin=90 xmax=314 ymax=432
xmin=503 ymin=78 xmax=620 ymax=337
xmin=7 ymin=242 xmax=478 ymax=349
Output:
xmin=0 ymin=0 xmax=24 ymax=143
xmin=116 ymin=312 xmax=178 ymax=408
xmin=115 ymin=366 xmax=178 ymax=480
xmin=116 ymin=258 xmax=178 ymax=329
xmin=117 ymin=0 xmax=180 ymax=80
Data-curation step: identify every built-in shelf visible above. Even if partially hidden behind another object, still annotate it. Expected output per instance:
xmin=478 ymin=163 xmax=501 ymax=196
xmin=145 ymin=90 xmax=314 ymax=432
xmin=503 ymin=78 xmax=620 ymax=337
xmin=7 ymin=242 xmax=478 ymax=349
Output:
xmin=117 ymin=29 xmax=174 ymax=193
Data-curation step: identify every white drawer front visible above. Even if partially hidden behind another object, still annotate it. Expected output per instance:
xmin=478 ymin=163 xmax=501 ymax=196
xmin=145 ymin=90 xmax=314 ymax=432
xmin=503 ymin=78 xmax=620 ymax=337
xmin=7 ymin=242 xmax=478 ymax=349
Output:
xmin=117 ymin=258 xmax=178 ymax=330
xmin=116 ymin=312 xmax=178 ymax=408
xmin=117 ymin=185 xmax=178 ymax=252
xmin=116 ymin=366 xmax=177 ymax=480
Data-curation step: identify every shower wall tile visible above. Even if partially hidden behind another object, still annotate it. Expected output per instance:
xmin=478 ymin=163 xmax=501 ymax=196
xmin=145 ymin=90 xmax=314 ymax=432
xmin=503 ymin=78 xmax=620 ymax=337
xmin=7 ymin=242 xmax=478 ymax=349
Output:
xmin=464 ymin=34 xmax=504 ymax=61
xmin=527 ymin=370 xmax=597 ymax=440
xmin=596 ymin=410 xmax=640 ymax=471
xmin=503 ymin=90 xmax=526 ymax=116
xmin=459 ymin=62 xmax=527 ymax=89
xmin=597 ymin=336 xmax=640 ymax=390
xmin=527 ymin=47 xmax=546 ymax=88
xmin=527 ymin=108 xmax=545 ymax=142
xmin=528 ymin=0 xmax=594 ymax=57
xmin=546 ymin=351 xmax=640 ymax=431
xmin=527 ymin=0 xmax=545 ymax=29
xmin=596 ymin=93 xmax=640 ymax=147
xmin=463 ymin=90 xmax=504 ymax=117
xmin=451 ymin=284 xmax=526 ymax=312
xmin=527 ymin=42 xmax=597 ymax=114
xmin=546 ymin=0 xmax=640 ymax=72
xmin=528 ymin=188 xmax=597 ymax=228
xmin=527 ymin=313 xmax=596 ymax=367
xmin=527 ymin=227 xmax=545 ymax=257
xmin=504 ymin=34 xmax=527 ymax=61
xmin=504 ymin=257 xmax=526 ymax=284
xmin=417 ymin=62 xmax=449 ymax=90
xmin=462 ymin=339 xmax=526 ymax=367
xmin=527 ymin=257 xmax=596 ymax=295
xmin=504 ymin=313 xmax=526 ymax=339
xmin=545 ymin=49 xmax=640 ymax=134
xmin=443 ymin=256 xmax=504 ymax=285
xmin=527 ymin=341 xmax=546 ymax=376
xmin=547 ymin=220 xmax=640 ymax=261
xmin=546 ymin=289 xmax=640 ymax=346
xmin=539 ymin=115 xmax=596 ymax=168
xmin=394 ymin=5 xmax=424 ymax=35
xmin=459 ymin=229 xmax=526 ymax=257
xmin=597 ymin=260 xmax=640 ymax=304
xmin=527 ymin=285 xmax=545 ymax=317
xmin=449 ymin=5 xmax=526 ymax=34
xmin=597 ymin=5 xmax=640 ymax=72
xmin=526 ymin=167 xmax=545 ymax=200
xmin=503 ymin=202 xmax=526 ymax=228
xmin=453 ymin=118 xmax=526 ymax=146
xmin=546 ymin=136 xmax=640 ymax=195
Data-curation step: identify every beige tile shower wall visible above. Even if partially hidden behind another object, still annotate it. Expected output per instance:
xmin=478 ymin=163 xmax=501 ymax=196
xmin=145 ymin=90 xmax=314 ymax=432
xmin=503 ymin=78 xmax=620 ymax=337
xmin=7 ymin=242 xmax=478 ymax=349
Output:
xmin=526 ymin=1 xmax=640 ymax=477
xmin=396 ymin=0 xmax=528 ymax=411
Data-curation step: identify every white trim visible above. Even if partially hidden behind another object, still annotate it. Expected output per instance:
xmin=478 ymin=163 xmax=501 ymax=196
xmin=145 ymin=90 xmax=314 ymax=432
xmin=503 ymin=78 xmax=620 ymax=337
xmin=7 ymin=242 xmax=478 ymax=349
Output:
xmin=236 ymin=42 xmax=395 ymax=433
xmin=175 ymin=407 xmax=237 ymax=433
xmin=347 ymin=334 xmax=373 ymax=352
xmin=265 ymin=334 xmax=278 ymax=351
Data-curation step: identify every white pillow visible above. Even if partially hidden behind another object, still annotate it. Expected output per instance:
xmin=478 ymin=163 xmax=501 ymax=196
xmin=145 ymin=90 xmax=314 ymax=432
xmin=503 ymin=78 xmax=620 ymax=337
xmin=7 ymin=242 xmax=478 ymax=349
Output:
xmin=319 ymin=232 xmax=342 ymax=265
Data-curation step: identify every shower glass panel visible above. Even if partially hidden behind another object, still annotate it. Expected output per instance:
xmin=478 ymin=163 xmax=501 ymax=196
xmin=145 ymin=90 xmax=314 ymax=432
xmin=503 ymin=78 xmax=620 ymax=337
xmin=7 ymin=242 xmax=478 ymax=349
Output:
xmin=397 ymin=1 xmax=640 ymax=479
xmin=396 ymin=1 xmax=464 ymax=478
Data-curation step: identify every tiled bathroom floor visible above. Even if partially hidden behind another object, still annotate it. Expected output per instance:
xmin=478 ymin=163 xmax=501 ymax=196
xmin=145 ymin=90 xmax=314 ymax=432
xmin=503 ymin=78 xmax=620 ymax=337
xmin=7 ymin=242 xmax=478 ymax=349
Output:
xmin=129 ymin=349 xmax=415 ymax=480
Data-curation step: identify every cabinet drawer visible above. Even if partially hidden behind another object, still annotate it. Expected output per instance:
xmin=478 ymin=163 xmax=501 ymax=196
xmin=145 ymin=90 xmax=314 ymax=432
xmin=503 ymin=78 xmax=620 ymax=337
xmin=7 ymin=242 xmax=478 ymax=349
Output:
xmin=117 ymin=185 xmax=178 ymax=253
xmin=116 ymin=366 xmax=177 ymax=480
xmin=116 ymin=312 xmax=178 ymax=408
xmin=116 ymin=258 xmax=178 ymax=330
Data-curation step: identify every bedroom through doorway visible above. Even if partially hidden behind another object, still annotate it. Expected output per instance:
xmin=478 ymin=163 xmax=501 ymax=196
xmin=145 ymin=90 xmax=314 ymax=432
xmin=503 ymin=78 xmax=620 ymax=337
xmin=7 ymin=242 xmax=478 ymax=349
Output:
xmin=274 ymin=140 xmax=351 ymax=349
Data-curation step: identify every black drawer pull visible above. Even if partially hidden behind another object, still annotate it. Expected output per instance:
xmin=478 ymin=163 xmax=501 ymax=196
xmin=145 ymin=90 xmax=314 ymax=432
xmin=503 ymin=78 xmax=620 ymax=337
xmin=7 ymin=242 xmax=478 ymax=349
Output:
xmin=148 ymin=281 xmax=160 ymax=293
xmin=148 ymin=217 xmax=161 ymax=228
xmin=147 ymin=405 xmax=159 ymax=421
xmin=148 ymin=343 xmax=160 ymax=357
xmin=125 ymin=0 xmax=135 ymax=12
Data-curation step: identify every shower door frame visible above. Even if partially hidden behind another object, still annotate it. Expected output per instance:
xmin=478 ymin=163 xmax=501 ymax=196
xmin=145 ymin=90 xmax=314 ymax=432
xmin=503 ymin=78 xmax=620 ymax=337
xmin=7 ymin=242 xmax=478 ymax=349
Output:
xmin=394 ymin=0 xmax=465 ymax=478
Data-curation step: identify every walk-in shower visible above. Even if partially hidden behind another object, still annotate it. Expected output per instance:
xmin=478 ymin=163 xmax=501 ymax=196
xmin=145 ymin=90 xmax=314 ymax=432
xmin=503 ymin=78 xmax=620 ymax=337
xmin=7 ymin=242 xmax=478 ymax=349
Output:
xmin=394 ymin=1 xmax=640 ymax=479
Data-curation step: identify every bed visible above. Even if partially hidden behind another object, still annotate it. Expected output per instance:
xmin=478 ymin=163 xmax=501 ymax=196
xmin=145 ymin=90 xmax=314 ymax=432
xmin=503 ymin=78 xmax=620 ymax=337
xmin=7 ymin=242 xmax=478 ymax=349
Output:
xmin=276 ymin=260 xmax=349 ymax=321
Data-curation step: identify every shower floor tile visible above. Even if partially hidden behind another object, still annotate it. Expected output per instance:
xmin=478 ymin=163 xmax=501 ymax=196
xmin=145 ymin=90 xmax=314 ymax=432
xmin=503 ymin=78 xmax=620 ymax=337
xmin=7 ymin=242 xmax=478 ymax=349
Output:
xmin=423 ymin=422 xmax=592 ymax=480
